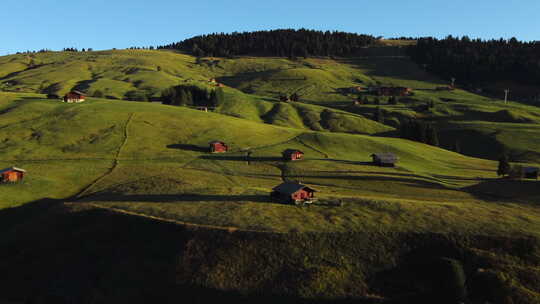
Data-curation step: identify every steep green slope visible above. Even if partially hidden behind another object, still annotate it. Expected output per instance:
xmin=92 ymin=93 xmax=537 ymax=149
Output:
xmin=2 ymin=49 xmax=540 ymax=163
xmin=0 ymin=92 xmax=539 ymax=303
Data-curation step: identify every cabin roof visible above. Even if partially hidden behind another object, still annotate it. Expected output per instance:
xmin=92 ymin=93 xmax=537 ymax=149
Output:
xmin=0 ymin=167 xmax=26 ymax=174
xmin=272 ymin=182 xmax=316 ymax=195
xmin=282 ymin=149 xmax=303 ymax=155
xmin=209 ymin=140 xmax=226 ymax=145
xmin=71 ymin=90 xmax=86 ymax=96
xmin=371 ymin=153 xmax=398 ymax=162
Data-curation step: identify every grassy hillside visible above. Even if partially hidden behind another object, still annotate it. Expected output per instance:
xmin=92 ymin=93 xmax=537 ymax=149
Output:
xmin=1 ymin=49 xmax=540 ymax=303
xmin=1 ymin=92 xmax=539 ymax=236
xmin=2 ymin=49 xmax=540 ymax=163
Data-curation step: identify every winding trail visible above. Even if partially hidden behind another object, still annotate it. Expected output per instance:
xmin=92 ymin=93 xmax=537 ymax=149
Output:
xmin=80 ymin=202 xmax=280 ymax=234
xmin=76 ymin=113 xmax=134 ymax=198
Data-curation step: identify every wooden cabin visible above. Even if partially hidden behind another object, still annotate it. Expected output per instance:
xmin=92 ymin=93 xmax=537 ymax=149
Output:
xmin=282 ymin=149 xmax=304 ymax=161
xmin=63 ymin=90 xmax=86 ymax=103
xmin=371 ymin=153 xmax=398 ymax=167
xmin=209 ymin=141 xmax=228 ymax=153
xmin=271 ymin=182 xmax=316 ymax=205
xmin=0 ymin=167 xmax=26 ymax=183
xmin=375 ymin=87 xmax=412 ymax=97
xmin=510 ymin=166 xmax=539 ymax=179
xmin=524 ymin=167 xmax=539 ymax=179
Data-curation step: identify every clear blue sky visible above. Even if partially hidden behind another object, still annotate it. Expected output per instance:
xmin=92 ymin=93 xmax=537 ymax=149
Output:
xmin=1 ymin=0 xmax=539 ymax=55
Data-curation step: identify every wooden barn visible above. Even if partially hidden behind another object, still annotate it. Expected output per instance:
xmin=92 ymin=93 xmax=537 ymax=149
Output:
xmin=271 ymin=182 xmax=317 ymax=205
xmin=511 ymin=166 xmax=540 ymax=179
xmin=209 ymin=141 xmax=228 ymax=153
xmin=524 ymin=167 xmax=539 ymax=179
xmin=282 ymin=149 xmax=304 ymax=161
xmin=375 ymin=87 xmax=412 ymax=97
xmin=0 ymin=167 xmax=26 ymax=183
xmin=63 ymin=90 xmax=86 ymax=103
xmin=371 ymin=153 xmax=398 ymax=167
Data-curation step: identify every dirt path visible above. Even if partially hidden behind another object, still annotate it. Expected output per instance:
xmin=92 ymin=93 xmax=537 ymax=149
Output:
xmin=81 ymin=202 xmax=279 ymax=234
xmin=75 ymin=113 xmax=134 ymax=198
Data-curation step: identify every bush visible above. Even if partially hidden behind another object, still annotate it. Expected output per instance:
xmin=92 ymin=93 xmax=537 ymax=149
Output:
xmin=93 ymin=90 xmax=104 ymax=98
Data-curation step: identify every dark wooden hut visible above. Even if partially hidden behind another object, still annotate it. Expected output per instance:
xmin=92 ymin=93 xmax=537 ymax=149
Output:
xmin=271 ymin=182 xmax=316 ymax=205
xmin=371 ymin=153 xmax=398 ymax=167
xmin=209 ymin=141 xmax=228 ymax=153
xmin=282 ymin=149 xmax=304 ymax=161
xmin=63 ymin=90 xmax=86 ymax=103
xmin=0 ymin=167 xmax=26 ymax=183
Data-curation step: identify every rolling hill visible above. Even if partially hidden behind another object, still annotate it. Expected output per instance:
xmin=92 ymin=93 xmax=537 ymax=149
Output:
xmin=1 ymin=47 xmax=540 ymax=303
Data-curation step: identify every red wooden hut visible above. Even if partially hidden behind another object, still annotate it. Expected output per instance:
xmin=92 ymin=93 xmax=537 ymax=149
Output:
xmin=209 ymin=141 xmax=228 ymax=153
xmin=0 ymin=167 xmax=26 ymax=183
xmin=271 ymin=182 xmax=316 ymax=205
xmin=63 ymin=90 xmax=86 ymax=103
xmin=282 ymin=149 xmax=304 ymax=161
xmin=376 ymin=87 xmax=412 ymax=96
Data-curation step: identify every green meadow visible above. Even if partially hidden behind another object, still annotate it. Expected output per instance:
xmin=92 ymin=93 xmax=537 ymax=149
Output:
xmin=1 ymin=49 xmax=540 ymax=302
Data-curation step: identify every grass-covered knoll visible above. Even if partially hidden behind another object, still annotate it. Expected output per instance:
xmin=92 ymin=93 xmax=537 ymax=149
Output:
xmin=1 ymin=91 xmax=540 ymax=303
xmin=1 ymin=92 xmax=539 ymax=236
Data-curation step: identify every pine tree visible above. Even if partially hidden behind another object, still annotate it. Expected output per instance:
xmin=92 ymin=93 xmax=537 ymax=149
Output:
xmin=375 ymin=107 xmax=384 ymax=123
xmin=497 ymin=154 xmax=511 ymax=177
xmin=426 ymin=124 xmax=439 ymax=146
xmin=173 ymin=89 xmax=184 ymax=106
xmin=216 ymin=88 xmax=225 ymax=105
xmin=209 ymin=90 xmax=218 ymax=107
xmin=454 ymin=140 xmax=461 ymax=153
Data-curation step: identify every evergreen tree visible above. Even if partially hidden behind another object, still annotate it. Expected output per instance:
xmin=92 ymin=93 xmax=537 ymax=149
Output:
xmin=426 ymin=124 xmax=439 ymax=146
xmin=209 ymin=90 xmax=218 ymax=107
xmin=497 ymin=154 xmax=511 ymax=177
xmin=178 ymin=89 xmax=188 ymax=106
xmin=375 ymin=107 xmax=384 ymax=123
xmin=216 ymin=88 xmax=225 ymax=105
xmin=454 ymin=140 xmax=461 ymax=153
xmin=185 ymin=90 xmax=193 ymax=106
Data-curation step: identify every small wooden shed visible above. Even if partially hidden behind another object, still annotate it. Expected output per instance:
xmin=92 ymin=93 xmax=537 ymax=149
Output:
xmin=282 ymin=149 xmax=304 ymax=161
xmin=524 ymin=167 xmax=539 ymax=179
xmin=271 ymin=182 xmax=316 ymax=205
xmin=371 ymin=153 xmax=398 ymax=167
xmin=63 ymin=90 xmax=86 ymax=103
xmin=209 ymin=141 xmax=228 ymax=153
xmin=0 ymin=167 xmax=26 ymax=183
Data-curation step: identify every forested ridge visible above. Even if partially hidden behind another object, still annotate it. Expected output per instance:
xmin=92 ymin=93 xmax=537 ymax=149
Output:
xmin=408 ymin=36 xmax=540 ymax=86
xmin=157 ymin=29 xmax=376 ymax=57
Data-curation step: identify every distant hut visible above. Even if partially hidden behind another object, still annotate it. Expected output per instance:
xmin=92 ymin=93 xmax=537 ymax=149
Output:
xmin=63 ymin=90 xmax=86 ymax=103
xmin=282 ymin=149 xmax=304 ymax=161
xmin=271 ymin=182 xmax=317 ymax=205
xmin=371 ymin=153 xmax=398 ymax=167
xmin=0 ymin=167 xmax=26 ymax=183
xmin=524 ymin=167 xmax=539 ymax=179
xmin=511 ymin=166 xmax=539 ymax=179
xmin=209 ymin=141 xmax=228 ymax=153
xmin=375 ymin=87 xmax=412 ymax=96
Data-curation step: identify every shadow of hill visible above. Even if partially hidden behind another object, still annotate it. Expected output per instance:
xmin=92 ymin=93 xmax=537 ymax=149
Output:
xmin=80 ymin=193 xmax=273 ymax=203
xmin=462 ymin=178 xmax=540 ymax=202
xmin=287 ymin=174 xmax=447 ymax=189
xmin=200 ymin=155 xmax=283 ymax=162
xmin=1 ymin=198 xmax=539 ymax=304
xmin=167 ymin=144 xmax=208 ymax=152
xmin=0 ymin=197 xmax=64 ymax=233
